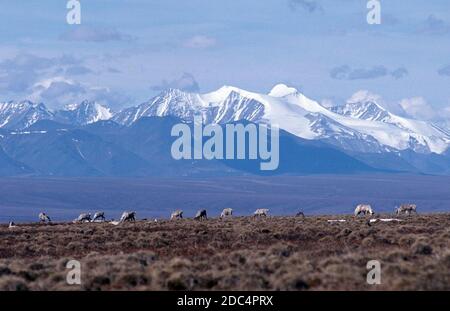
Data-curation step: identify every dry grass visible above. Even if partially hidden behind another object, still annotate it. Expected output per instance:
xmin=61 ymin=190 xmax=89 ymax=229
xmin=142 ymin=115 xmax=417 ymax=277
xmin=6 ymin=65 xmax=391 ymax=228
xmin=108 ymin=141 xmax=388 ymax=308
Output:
xmin=0 ymin=214 xmax=449 ymax=290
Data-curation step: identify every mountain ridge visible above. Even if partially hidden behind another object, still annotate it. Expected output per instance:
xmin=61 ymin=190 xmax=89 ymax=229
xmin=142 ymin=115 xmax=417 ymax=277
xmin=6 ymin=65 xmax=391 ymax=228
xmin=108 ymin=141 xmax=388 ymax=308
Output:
xmin=2 ymin=84 xmax=449 ymax=156
xmin=1 ymin=84 xmax=450 ymax=176
xmin=111 ymin=84 xmax=450 ymax=155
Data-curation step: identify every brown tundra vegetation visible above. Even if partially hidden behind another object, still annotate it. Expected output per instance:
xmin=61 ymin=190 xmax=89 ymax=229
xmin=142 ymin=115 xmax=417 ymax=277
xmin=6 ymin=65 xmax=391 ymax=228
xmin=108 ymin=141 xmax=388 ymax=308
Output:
xmin=0 ymin=214 xmax=449 ymax=291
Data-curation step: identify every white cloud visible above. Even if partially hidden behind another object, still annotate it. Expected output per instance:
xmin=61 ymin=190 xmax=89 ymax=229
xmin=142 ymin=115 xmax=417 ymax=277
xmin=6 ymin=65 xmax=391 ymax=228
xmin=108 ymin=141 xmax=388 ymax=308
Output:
xmin=399 ymin=97 xmax=437 ymax=120
xmin=0 ymin=54 xmax=76 ymax=93
xmin=28 ymin=77 xmax=129 ymax=110
xmin=330 ymin=65 xmax=408 ymax=80
xmin=0 ymin=53 xmax=130 ymax=109
xmin=348 ymin=90 xmax=383 ymax=104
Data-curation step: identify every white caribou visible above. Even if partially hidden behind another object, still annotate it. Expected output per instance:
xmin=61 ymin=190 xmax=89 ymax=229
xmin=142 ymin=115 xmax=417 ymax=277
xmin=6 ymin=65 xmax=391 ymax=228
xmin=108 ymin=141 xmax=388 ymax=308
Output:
xmin=354 ymin=204 xmax=374 ymax=217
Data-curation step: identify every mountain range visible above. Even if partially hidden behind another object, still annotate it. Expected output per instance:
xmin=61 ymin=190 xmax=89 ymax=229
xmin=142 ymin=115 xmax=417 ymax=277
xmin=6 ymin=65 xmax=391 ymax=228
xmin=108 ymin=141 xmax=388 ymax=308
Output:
xmin=0 ymin=84 xmax=449 ymax=176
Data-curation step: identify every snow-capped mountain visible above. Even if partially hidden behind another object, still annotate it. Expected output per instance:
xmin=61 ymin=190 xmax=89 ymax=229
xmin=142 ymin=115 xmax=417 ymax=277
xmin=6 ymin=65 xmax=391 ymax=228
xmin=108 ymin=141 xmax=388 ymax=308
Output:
xmin=113 ymin=84 xmax=450 ymax=155
xmin=113 ymin=88 xmax=266 ymax=126
xmin=330 ymin=91 xmax=391 ymax=122
xmin=328 ymin=91 xmax=450 ymax=153
xmin=0 ymin=101 xmax=54 ymax=130
xmin=0 ymin=100 xmax=113 ymax=129
xmin=2 ymin=84 xmax=450 ymax=157
xmin=55 ymin=100 xmax=113 ymax=126
xmin=2 ymin=84 xmax=450 ymax=176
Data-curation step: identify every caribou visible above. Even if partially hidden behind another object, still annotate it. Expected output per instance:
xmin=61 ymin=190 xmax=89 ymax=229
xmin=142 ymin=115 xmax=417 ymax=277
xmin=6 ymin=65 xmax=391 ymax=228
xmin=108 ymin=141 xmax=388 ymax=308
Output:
xmin=119 ymin=211 xmax=136 ymax=223
xmin=92 ymin=212 xmax=106 ymax=222
xmin=74 ymin=213 xmax=92 ymax=223
xmin=354 ymin=204 xmax=374 ymax=217
xmin=396 ymin=204 xmax=417 ymax=216
xmin=254 ymin=208 xmax=269 ymax=217
xmin=39 ymin=212 xmax=51 ymax=223
xmin=296 ymin=211 xmax=305 ymax=218
xmin=170 ymin=210 xmax=183 ymax=220
xmin=194 ymin=209 xmax=207 ymax=221
xmin=220 ymin=208 xmax=233 ymax=218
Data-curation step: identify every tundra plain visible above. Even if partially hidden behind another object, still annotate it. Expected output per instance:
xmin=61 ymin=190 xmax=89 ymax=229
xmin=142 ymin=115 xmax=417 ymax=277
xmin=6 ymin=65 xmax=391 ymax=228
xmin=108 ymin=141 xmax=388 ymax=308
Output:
xmin=0 ymin=214 xmax=449 ymax=291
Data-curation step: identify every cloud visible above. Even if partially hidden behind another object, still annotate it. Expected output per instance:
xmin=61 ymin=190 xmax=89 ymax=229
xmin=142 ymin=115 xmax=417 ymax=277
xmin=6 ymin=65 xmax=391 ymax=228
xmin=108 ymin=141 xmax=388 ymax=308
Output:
xmin=65 ymin=65 xmax=93 ymax=76
xmin=348 ymin=90 xmax=383 ymax=104
xmin=390 ymin=67 xmax=409 ymax=79
xmin=397 ymin=96 xmax=450 ymax=125
xmin=0 ymin=54 xmax=54 ymax=73
xmin=0 ymin=53 xmax=130 ymax=109
xmin=0 ymin=70 xmax=38 ymax=93
xmin=418 ymin=15 xmax=450 ymax=35
xmin=59 ymin=26 xmax=135 ymax=42
xmin=444 ymin=107 xmax=450 ymax=118
xmin=438 ymin=65 xmax=450 ymax=77
xmin=151 ymin=72 xmax=200 ymax=93
xmin=183 ymin=35 xmax=216 ymax=49
xmin=399 ymin=97 xmax=437 ymax=120
xmin=331 ymin=65 xmax=387 ymax=80
xmin=330 ymin=65 xmax=408 ymax=80
xmin=0 ymin=53 xmax=84 ymax=93
xmin=28 ymin=77 xmax=129 ymax=110
xmin=288 ymin=0 xmax=323 ymax=13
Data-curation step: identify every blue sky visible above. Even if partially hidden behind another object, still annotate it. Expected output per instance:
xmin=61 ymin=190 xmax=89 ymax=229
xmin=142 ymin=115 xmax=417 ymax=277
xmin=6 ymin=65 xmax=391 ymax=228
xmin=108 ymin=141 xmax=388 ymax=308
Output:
xmin=1 ymin=0 xmax=450 ymax=120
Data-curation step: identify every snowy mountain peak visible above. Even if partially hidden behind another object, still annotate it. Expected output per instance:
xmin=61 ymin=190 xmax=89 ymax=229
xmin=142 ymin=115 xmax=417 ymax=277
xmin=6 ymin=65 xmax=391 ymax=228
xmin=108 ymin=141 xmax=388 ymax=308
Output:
xmin=1 ymin=84 xmax=450 ymax=156
xmin=57 ymin=100 xmax=113 ymax=125
xmin=0 ymin=100 xmax=54 ymax=129
xmin=328 ymin=90 xmax=391 ymax=122
xmin=0 ymin=99 xmax=114 ymax=129
xmin=268 ymin=84 xmax=298 ymax=97
xmin=0 ymin=100 xmax=42 ymax=110
xmin=114 ymin=86 xmax=450 ymax=155
xmin=201 ymin=85 xmax=254 ymax=104
xmin=331 ymin=100 xmax=390 ymax=122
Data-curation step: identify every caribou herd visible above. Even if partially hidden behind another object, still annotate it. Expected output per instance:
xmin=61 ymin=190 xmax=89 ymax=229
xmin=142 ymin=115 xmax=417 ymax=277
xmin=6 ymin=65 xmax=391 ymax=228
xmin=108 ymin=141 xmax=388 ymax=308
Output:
xmin=6 ymin=203 xmax=420 ymax=227
xmin=353 ymin=203 xmax=418 ymax=217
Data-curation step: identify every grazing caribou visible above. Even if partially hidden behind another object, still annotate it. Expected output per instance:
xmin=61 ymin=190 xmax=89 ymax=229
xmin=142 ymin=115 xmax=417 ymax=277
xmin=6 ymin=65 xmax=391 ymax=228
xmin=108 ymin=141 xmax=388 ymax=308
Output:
xmin=119 ymin=211 xmax=136 ymax=223
xmin=74 ymin=213 xmax=92 ymax=223
xmin=254 ymin=208 xmax=269 ymax=217
xmin=194 ymin=209 xmax=207 ymax=221
xmin=170 ymin=210 xmax=183 ymax=220
xmin=296 ymin=211 xmax=305 ymax=218
xmin=39 ymin=212 xmax=51 ymax=223
xmin=396 ymin=204 xmax=417 ymax=216
xmin=354 ymin=204 xmax=374 ymax=217
xmin=92 ymin=212 xmax=106 ymax=222
xmin=220 ymin=208 xmax=233 ymax=218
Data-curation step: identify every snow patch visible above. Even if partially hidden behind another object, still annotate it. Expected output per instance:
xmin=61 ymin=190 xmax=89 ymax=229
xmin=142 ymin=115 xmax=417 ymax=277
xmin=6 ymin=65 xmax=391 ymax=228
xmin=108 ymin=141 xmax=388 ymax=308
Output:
xmin=268 ymin=84 xmax=298 ymax=97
